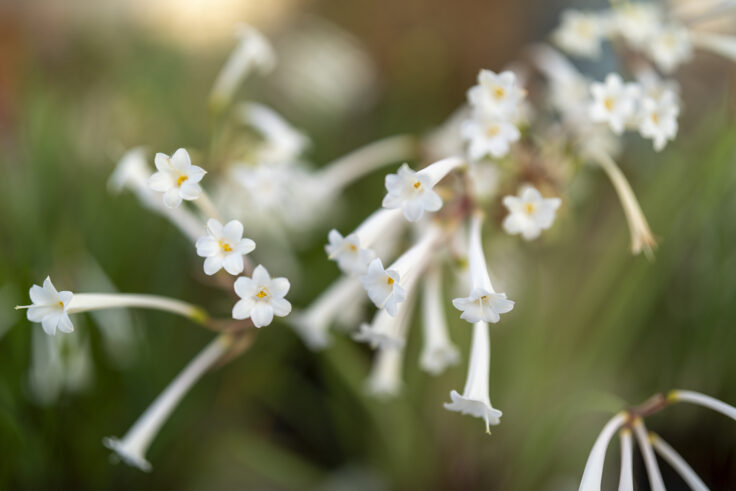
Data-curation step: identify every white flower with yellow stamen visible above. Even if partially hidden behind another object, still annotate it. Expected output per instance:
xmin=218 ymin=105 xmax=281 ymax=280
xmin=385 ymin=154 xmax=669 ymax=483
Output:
xmin=196 ymin=218 xmax=256 ymax=276
xmin=467 ymin=69 xmax=525 ymax=119
xmin=17 ymin=277 xmax=74 ymax=335
xmin=638 ymin=89 xmax=680 ymax=152
xmin=325 ymin=230 xmax=375 ymax=275
xmin=461 ymin=116 xmax=520 ymax=161
xmin=648 ymin=25 xmax=693 ymax=73
xmin=553 ymin=10 xmax=606 ymax=59
xmin=232 ymin=265 xmax=291 ymax=328
xmin=148 ymin=148 xmax=206 ymax=208
xmin=613 ymin=3 xmax=662 ymax=48
xmin=382 ymin=157 xmax=464 ymax=222
xmin=589 ymin=74 xmax=641 ymax=135
xmin=502 ymin=186 xmax=561 ymax=240
xmin=452 ymin=214 xmax=514 ymax=324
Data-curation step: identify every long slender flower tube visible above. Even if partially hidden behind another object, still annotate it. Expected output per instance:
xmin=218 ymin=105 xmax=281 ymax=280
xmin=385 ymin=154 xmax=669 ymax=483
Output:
xmin=691 ymin=32 xmax=736 ymax=63
xmin=618 ymin=428 xmax=634 ymax=491
xmin=238 ymin=102 xmax=309 ymax=163
xmin=668 ymin=389 xmax=736 ymax=420
xmin=326 ymin=208 xmax=405 ymax=275
xmin=314 ymin=135 xmax=418 ymax=196
xmin=589 ymin=149 xmax=657 ymax=257
xmin=290 ymin=276 xmax=365 ymax=350
xmin=420 ymin=267 xmax=460 ymax=375
xmin=578 ymin=412 xmax=628 ymax=490
xmin=452 ymin=214 xmax=514 ymax=324
xmin=104 ymin=334 xmax=234 ymax=471
xmin=109 ymin=148 xmax=203 ymax=242
xmin=650 ymin=432 xmax=709 ymax=491
xmin=17 ymin=277 xmax=208 ymax=335
xmin=360 ymin=225 xmax=443 ymax=315
xmin=632 ymin=418 xmax=666 ymax=491
xmin=365 ymin=345 xmax=404 ymax=398
xmin=444 ymin=320 xmax=502 ymax=433
xmin=209 ymin=24 xmax=275 ymax=112
xmin=382 ymin=157 xmax=466 ymax=222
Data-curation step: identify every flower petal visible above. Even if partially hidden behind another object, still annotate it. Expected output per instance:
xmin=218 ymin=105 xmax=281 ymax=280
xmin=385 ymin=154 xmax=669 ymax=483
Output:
xmin=203 ymin=255 xmax=224 ymax=275
xmin=270 ymin=297 xmax=292 ymax=317
xmin=170 ymin=148 xmax=191 ymax=171
xmin=222 ymin=220 xmax=244 ymax=241
xmin=223 ymin=254 xmax=244 ymax=275
xmin=148 ymin=172 xmax=172 ymax=192
xmin=251 ymin=304 xmax=274 ymax=327
xmin=196 ymin=236 xmax=220 ymax=257
xmin=232 ymin=297 xmax=255 ymax=320
xmin=163 ymin=188 xmax=182 ymax=208
xmin=179 ymin=182 xmax=202 ymax=200
xmin=269 ymin=277 xmax=291 ymax=297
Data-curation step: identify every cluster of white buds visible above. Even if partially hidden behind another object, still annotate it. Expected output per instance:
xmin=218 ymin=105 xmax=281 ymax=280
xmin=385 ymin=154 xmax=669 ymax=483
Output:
xmin=579 ymin=390 xmax=736 ymax=490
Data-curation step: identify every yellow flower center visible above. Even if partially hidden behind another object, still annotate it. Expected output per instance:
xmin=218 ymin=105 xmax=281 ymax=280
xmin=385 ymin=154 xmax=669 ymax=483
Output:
xmin=221 ymin=241 xmax=233 ymax=252
xmin=177 ymin=174 xmax=189 ymax=187
xmin=651 ymin=112 xmax=659 ymax=124
xmin=486 ymin=125 xmax=500 ymax=137
xmin=58 ymin=301 xmax=64 ymax=308
xmin=604 ymin=98 xmax=615 ymax=111
xmin=493 ymin=87 xmax=506 ymax=99
xmin=387 ymin=276 xmax=394 ymax=286
xmin=525 ymin=202 xmax=536 ymax=215
xmin=413 ymin=181 xmax=422 ymax=190
xmin=256 ymin=288 xmax=269 ymax=299
xmin=349 ymin=244 xmax=358 ymax=251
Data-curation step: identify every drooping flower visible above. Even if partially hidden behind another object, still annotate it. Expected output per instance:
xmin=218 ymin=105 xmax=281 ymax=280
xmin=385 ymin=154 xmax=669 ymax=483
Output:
xmin=452 ymin=214 xmax=514 ymax=324
xmin=196 ymin=219 xmax=256 ymax=276
xmin=382 ymin=157 xmax=464 ymax=222
xmin=420 ymin=267 xmax=460 ymax=375
xmin=648 ymin=25 xmax=693 ymax=73
xmin=578 ymin=412 xmax=628 ymax=490
xmin=148 ymin=148 xmax=206 ymax=208
xmin=365 ymin=346 xmax=404 ymax=398
xmin=461 ymin=116 xmax=521 ymax=161
xmin=553 ymin=10 xmax=606 ymax=58
xmin=16 ymin=277 xmax=74 ymax=335
xmin=638 ymin=89 xmax=680 ymax=152
xmin=502 ymin=185 xmax=562 ymax=240
xmin=444 ymin=321 xmax=502 ymax=433
xmin=232 ymin=264 xmax=291 ymax=328
xmin=589 ymin=74 xmax=641 ymax=135
xmin=467 ymin=69 xmax=525 ymax=119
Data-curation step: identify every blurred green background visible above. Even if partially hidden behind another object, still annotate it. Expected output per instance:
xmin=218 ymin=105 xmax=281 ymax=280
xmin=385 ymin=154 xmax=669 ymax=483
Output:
xmin=1 ymin=0 xmax=735 ymax=489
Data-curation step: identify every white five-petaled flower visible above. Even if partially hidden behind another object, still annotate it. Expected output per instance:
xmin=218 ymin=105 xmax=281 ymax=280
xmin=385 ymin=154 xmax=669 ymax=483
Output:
xmin=360 ymin=258 xmax=407 ymax=317
xmin=232 ymin=265 xmax=291 ymax=328
xmin=553 ymin=10 xmax=606 ymax=59
xmin=325 ymin=230 xmax=375 ymax=275
xmin=502 ymin=185 xmax=562 ymax=240
xmin=17 ymin=277 xmax=74 ymax=335
xmin=452 ymin=215 xmax=514 ymax=324
xmin=148 ymin=148 xmax=206 ymax=208
xmin=589 ymin=73 xmax=641 ymax=135
xmin=613 ymin=3 xmax=662 ymax=48
xmin=467 ymin=70 xmax=525 ymax=119
xmin=648 ymin=25 xmax=693 ymax=73
xmin=382 ymin=157 xmax=464 ymax=222
xmin=196 ymin=219 xmax=256 ymax=276
xmin=638 ymin=89 xmax=679 ymax=152
xmin=461 ymin=116 xmax=521 ymax=161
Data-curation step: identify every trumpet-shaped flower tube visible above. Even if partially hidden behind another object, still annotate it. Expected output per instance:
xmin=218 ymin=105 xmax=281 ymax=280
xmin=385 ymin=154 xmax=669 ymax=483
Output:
xmin=578 ymin=411 xmax=628 ymax=490
xmin=420 ymin=267 xmax=460 ymax=375
xmin=668 ymin=389 xmax=736 ymax=420
xmin=618 ymin=428 xmax=634 ymax=491
xmin=632 ymin=418 xmax=665 ymax=491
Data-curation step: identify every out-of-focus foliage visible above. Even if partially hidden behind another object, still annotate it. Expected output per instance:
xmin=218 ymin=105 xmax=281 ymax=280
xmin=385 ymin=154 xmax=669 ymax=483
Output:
xmin=0 ymin=0 xmax=735 ymax=489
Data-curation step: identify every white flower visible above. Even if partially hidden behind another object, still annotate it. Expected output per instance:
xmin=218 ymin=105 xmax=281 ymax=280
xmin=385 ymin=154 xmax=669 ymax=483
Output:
xmin=210 ymin=24 xmax=275 ymax=110
xmin=613 ymin=3 xmax=662 ymax=48
xmin=148 ymin=148 xmax=206 ymax=208
xmin=668 ymin=389 xmax=736 ymax=420
xmin=365 ymin=347 xmax=404 ymax=399
xmin=467 ymin=70 xmax=525 ymax=119
xmin=196 ymin=219 xmax=256 ymax=276
xmin=461 ymin=117 xmax=520 ymax=161
xmin=444 ymin=321 xmax=502 ymax=433
xmin=382 ymin=157 xmax=464 ymax=222
xmin=325 ymin=230 xmax=375 ymax=275
xmin=619 ymin=429 xmax=634 ymax=491
xmin=230 ymin=162 xmax=289 ymax=212
xmin=105 ymin=334 xmax=232 ymax=471
xmin=360 ymin=258 xmax=406 ymax=316
xmin=638 ymin=89 xmax=679 ymax=152
xmin=502 ymin=186 xmax=562 ymax=240
xmin=648 ymin=25 xmax=693 ymax=73
xmin=690 ymin=32 xmax=736 ymax=64
xmin=632 ymin=418 xmax=666 ymax=491
xmin=589 ymin=74 xmax=641 ymax=135
xmin=232 ymin=265 xmax=291 ymax=328
xmin=17 ymin=277 xmax=74 ymax=335
xmin=420 ymin=268 xmax=460 ymax=375
xmin=452 ymin=215 xmax=514 ymax=324
xmin=578 ymin=412 xmax=628 ymax=490
xmin=553 ymin=10 xmax=606 ymax=58
xmin=238 ymin=102 xmax=309 ymax=163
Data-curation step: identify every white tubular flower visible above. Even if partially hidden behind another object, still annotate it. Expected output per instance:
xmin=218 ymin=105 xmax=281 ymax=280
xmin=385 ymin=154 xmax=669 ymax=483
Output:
xmin=590 ymin=150 xmax=657 ymax=257
xmin=461 ymin=116 xmax=520 ymax=161
xmin=638 ymin=89 xmax=679 ymax=152
xmin=452 ymin=214 xmax=514 ymax=324
xmin=690 ymin=32 xmax=736 ymax=63
xmin=632 ymin=418 xmax=666 ymax=491
xmin=290 ymin=276 xmax=365 ymax=350
xmin=467 ymin=69 xmax=525 ymax=119
xmin=577 ymin=412 xmax=628 ymax=490
xmin=365 ymin=346 xmax=404 ymax=398
xmin=613 ymin=3 xmax=662 ymax=48
xmin=16 ymin=277 xmax=74 ymax=335
xmin=668 ymin=389 xmax=736 ymax=420
xmin=444 ymin=321 xmax=501 ymax=433
xmin=196 ymin=219 xmax=255 ymax=276
xmin=360 ymin=226 xmax=442 ymax=315
xmin=420 ymin=267 xmax=460 ymax=375
xmin=104 ymin=334 xmax=232 ymax=471
xmin=238 ymin=102 xmax=309 ymax=163
xmin=232 ymin=264 xmax=291 ymax=328
xmin=210 ymin=25 xmax=275 ymax=111
xmin=619 ymin=428 xmax=634 ymax=491
xmin=502 ymin=186 xmax=562 ymax=240
xmin=148 ymin=148 xmax=206 ymax=208
xmin=553 ymin=10 xmax=606 ymax=58
xmin=650 ymin=432 xmax=709 ymax=491
xmin=589 ymin=74 xmax=641 ymax=135
xmin=382 ymin=157 xmax=464 ymax=222
xmin=648 ymin=25 xmax=693 ymax=73
xmin=325 ymin=230 xmax=376 ymax=275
